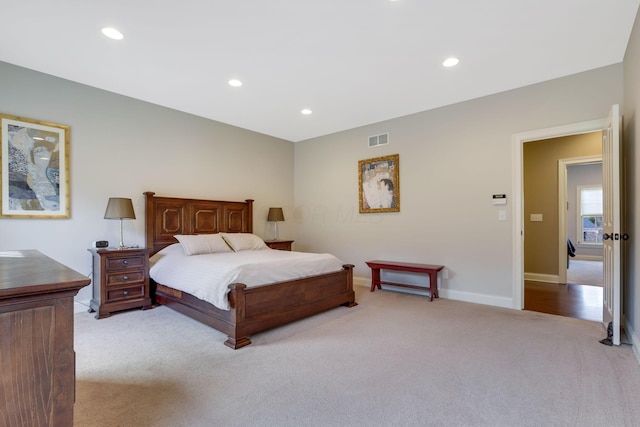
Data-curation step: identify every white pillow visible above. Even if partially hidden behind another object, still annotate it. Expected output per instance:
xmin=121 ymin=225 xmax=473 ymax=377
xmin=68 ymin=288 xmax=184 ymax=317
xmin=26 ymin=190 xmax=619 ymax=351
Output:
xmin=174 ymin=234 xmax=233 ymax=256
xmin=220 ymin=233 xmax=267 ymax=252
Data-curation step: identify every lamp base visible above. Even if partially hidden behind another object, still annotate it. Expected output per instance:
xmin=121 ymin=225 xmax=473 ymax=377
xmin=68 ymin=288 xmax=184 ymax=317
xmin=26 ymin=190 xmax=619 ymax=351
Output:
xmin=119 ymin=219 xmax=126 ymax=250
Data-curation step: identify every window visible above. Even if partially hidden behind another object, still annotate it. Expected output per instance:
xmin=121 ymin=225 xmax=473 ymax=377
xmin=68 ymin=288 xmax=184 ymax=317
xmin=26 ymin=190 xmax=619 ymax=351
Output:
xmin=577 ymin=186 xmax=603 ymax=244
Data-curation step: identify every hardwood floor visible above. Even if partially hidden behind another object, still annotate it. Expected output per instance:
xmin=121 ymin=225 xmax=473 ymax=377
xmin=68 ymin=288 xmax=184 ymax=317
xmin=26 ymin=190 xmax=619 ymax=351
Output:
xmin=524 ymin=281 xmax=603 ymax=322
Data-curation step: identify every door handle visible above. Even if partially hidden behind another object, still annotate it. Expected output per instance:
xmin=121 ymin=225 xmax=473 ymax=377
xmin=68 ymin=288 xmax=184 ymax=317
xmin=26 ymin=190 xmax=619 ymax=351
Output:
xmin=603 ymin=233 xmax=630 ymax=241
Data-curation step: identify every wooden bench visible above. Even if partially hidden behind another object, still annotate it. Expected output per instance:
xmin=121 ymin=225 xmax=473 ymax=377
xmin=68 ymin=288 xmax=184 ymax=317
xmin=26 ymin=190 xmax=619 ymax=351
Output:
xmin=365 ymin=260 xmax=444 ymax=301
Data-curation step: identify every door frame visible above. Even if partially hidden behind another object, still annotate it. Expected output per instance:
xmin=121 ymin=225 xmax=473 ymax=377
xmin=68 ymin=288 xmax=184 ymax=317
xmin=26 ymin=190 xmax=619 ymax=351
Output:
xmin=511 ymin=118 xmax=606 ymax=309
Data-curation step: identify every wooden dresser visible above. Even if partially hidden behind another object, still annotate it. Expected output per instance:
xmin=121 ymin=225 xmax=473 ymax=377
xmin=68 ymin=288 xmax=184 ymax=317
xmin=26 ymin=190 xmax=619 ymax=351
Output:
xmin=0 ymin=250 xmax=91 ymax=427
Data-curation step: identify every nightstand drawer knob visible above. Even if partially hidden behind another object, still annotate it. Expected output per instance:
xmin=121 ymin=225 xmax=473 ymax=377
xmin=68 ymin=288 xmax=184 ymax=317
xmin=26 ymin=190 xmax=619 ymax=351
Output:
xmin=123 ymin=276 xmax=129 ymax=280
xmin=123 ymin=291 xmax=129 ymax=296
xmin=122 ymin=260 xmax=129 ymax=265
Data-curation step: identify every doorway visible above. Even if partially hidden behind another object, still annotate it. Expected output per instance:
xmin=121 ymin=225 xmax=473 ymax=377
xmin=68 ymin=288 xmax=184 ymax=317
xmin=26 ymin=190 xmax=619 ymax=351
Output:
xmin=511 ymin=118 xmax=607 ymax=310
xmin=513 ymin=106 xmax=622 ymax=343
xmin=521 ymin=134 xmax=603 ymax=322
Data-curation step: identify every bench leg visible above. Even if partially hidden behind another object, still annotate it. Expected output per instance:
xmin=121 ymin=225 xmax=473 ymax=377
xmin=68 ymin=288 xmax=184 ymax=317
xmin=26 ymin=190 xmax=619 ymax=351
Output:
xmin=370 ymin=268 xmax=381 ymax=292
xmin=429 ymin=271 xmax=439 ymax=301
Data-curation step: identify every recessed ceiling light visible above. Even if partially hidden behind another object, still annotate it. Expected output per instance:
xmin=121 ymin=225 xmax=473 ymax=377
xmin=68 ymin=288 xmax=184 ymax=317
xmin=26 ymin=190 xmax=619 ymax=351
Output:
xmin=301 ymin=109 xmax=312 ymax=115
xmin=228 ymin=79 xmax=243 ymax=87
xmin=443 ymin=57 xmax=459 ymax=67
xmin=101 ymin=27 xmax=124 ymax=40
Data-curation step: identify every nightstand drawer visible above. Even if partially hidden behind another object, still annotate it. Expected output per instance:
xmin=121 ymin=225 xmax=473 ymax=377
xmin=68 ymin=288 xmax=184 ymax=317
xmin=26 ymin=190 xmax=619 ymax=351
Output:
xmin=105 ymin=270 xmax=145 ymax=287
xmin=106 ymin=285 xmax=145 ymax=302
xmin=106 ymin=256 xmax=145 ymax=270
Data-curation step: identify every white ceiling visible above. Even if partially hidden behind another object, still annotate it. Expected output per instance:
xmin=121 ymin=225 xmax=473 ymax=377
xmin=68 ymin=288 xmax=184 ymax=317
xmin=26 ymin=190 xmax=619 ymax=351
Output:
xmin=1 ymin=1 xmax=639 ymax=142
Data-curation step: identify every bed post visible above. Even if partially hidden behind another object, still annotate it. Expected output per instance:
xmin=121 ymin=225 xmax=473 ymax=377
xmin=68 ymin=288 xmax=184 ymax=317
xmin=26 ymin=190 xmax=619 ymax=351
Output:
xmin=143 ymin=192 xmax=156 ymax=252
xmin=245 ymin=199 xmax=254 ymax=233
xmin=225 ymin=283 xmax=251 ymax=349
xmin=342 ymin=264 xmax=357 ymax=307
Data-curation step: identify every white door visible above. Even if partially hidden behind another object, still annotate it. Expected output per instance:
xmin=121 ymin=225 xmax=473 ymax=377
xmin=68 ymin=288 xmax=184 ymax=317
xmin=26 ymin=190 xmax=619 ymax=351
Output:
xmin=602 ymin=104 xmax=621 ymax=345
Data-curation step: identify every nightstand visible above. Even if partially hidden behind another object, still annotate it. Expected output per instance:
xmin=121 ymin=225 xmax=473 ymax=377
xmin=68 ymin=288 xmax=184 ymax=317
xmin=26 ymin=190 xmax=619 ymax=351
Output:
xmin=265 ymin=240 xmax=294 ymax=251
xmin=88 ymin=248 xmax=152 ymax=319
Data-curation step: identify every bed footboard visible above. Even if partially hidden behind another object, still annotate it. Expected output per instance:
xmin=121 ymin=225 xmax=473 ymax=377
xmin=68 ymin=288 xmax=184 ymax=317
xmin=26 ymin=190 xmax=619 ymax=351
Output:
xmin=225 ymin=264 xmax=356 ymax=348
xmin=155 ymin=264 xmax=356 ymax=349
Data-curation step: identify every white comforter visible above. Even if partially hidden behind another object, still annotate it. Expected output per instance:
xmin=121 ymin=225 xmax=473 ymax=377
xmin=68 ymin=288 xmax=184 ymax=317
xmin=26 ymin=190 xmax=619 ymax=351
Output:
xmin=149 ymin=244 xmax=344 ymax=310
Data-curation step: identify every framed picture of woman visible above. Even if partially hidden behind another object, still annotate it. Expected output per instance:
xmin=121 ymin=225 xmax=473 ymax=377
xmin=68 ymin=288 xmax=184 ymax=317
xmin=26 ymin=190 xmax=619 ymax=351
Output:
xmin=358 ymin=154 xmax=399 ymax=213
xmin=1 ymin=114 xmax=70 ymax=218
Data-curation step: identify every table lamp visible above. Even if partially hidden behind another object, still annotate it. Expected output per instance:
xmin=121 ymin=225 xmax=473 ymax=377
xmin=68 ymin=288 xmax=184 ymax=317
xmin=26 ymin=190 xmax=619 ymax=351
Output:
xmin=104 ymin=197 xmax=136 ymax=249
xmin=267 ymin=207 xmax=285 ymax=241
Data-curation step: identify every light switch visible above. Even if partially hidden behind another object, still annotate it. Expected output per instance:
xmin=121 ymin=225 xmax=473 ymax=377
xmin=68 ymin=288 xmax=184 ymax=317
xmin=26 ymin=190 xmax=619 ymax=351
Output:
xmin=498 ymin=210 xmax=506 ymax=221
xmin=530 ymin=213 xmax=543 ymax=222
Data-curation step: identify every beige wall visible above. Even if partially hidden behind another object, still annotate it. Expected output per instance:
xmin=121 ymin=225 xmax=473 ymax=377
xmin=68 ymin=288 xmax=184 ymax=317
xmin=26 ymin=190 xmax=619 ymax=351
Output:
xmin=0 ymin=62 xmax=295 ymax=303
xmin=295 ymin=64 xmax=622 ymax=307
xmin=523 ymin=132 xmax=602 ymax=277
xmin=623 ymin=7 xmax=640 ymax=359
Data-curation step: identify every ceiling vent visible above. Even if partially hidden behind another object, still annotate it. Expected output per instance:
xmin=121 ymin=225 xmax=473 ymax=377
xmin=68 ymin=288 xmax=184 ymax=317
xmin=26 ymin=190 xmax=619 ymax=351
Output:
xmin=368 ymin=133 xmax=389 ymax=148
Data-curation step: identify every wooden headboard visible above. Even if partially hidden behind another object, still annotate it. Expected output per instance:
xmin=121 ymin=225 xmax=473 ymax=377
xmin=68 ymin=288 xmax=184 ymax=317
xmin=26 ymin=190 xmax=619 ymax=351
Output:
xmin=144 ymin=192 xmax=254 ymax=255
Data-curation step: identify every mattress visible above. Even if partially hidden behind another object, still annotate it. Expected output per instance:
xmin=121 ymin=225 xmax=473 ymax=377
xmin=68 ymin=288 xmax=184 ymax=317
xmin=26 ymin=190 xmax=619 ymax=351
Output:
xmin=149 ymin=244 xmax=344 ymax=310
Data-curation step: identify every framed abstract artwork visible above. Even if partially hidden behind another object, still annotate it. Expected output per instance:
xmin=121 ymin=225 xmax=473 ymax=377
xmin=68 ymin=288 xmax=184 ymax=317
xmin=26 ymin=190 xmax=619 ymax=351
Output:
xmin=358 ymin=154 xmax=399 ymax=213
xmin=0 ymin=114 xmax=70 ymax=218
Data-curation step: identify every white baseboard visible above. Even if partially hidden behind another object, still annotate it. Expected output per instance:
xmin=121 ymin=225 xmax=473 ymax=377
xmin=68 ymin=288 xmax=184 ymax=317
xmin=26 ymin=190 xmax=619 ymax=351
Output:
xmin=438 ymin=289 xmax=513 ymax=309
xmin=524 ymin=272 xmax=559 ymax=284
xmin=354 ymin=276 xmax=431 ymax=298
xmin=353 ymin=277 xmax=370 ymax=288
xmin=354 ymin=276 xmax=513 ymax=309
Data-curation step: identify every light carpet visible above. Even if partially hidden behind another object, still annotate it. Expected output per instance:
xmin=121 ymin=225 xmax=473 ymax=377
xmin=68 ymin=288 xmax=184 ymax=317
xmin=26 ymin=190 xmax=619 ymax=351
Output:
xmin=73 ymin=287 xmax=640 ymax=427
xmin=567 ymin=260 xmax=603 ymax=286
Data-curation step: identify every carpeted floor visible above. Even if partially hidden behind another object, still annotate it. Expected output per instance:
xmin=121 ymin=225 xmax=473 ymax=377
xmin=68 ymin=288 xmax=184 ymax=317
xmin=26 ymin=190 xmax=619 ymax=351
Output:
xmin=73 ymin=286 xmax=639 ymax=427
xmin=567 ymin=260 xmax=603 ymax=286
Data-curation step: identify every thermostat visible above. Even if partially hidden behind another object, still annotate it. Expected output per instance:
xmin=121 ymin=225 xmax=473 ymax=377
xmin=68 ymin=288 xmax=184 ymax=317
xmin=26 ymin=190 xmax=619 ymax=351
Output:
xmin=492 ymin=194 xmax=507 ymax=205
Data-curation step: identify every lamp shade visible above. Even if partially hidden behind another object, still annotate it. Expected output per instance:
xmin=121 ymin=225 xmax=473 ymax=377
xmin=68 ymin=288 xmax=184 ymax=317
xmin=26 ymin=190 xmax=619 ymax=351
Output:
xmin=104 ymin=198 xmax=136 ymax=220
xmin=267 ymin=207 xmax=285 ymax=222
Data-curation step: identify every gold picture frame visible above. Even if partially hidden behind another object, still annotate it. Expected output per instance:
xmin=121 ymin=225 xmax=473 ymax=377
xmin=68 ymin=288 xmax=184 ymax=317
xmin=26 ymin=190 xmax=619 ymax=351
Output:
xmin=0 ymin=113 xmax=70 ymax=218
xmin=358 ymin=154 xmax=400 ymax=213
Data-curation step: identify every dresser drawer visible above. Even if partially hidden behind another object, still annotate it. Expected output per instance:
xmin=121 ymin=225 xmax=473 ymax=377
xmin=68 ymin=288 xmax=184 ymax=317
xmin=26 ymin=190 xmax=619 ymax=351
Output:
xmin=106 ymin=256 xmax=145 ymax=270
xmin=105 ymin=270 xmax=145 ymax=287
xmin=106 ymin=285 xmax=145 ymax=302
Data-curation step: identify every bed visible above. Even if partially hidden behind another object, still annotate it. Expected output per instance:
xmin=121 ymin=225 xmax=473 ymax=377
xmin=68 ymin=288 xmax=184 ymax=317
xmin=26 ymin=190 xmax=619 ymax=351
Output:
xmin=144 ymin=192 xmax=356 ymax=349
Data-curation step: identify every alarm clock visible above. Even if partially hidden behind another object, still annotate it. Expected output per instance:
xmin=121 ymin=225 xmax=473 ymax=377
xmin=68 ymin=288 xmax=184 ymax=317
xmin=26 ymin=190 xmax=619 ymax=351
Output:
xmin=93 ymin=240 xmax=109 ymax=248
